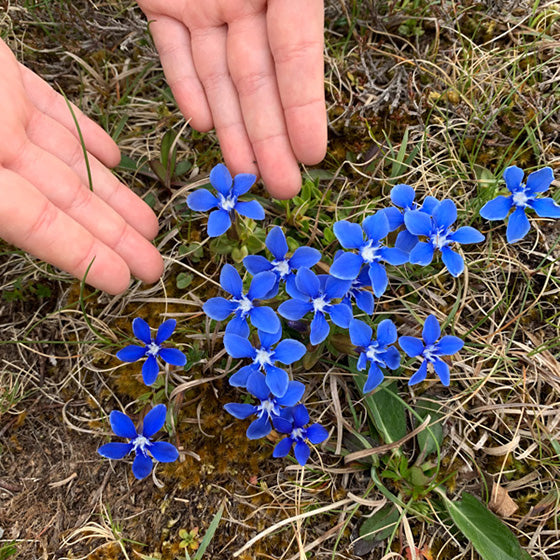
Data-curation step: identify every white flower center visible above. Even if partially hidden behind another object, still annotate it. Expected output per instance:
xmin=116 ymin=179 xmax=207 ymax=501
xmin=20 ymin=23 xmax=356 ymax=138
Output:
xmin=146 ymin=342 xmax=160 ymax=357
xmin=312 ymin=295 xmax=329 ymax=314
xmin=132 ymin=435 xmax=151 ymax=454
xmin=291 ymin=427 xmax=305 ymax=440
xmin=430 ymin=228 xmax=450 ymax=250
xmin=365 ymin=342 xmax=382 ymax=363
xmin=360 ymin=241 xmax=380 ymax=263
xmin=512 ymin=191 xmax=529 ymax=208
xmin=219 ymin=193 xmax=237 ymax=212
xmin=235 ymin=296 xmax=253 ymax=317
xmin=423 ymin=344 xmax=438 ymax=363
xmin=254 ymin=347 xmax=274 ymax=368
xmin=272 ymin=259 xmax=291 ymax=278
xmin=258 ymin=399 xmax=279 ymax=418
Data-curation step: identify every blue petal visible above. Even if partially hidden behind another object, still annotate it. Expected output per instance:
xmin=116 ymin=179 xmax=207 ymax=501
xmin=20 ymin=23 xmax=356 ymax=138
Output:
xmin=357 ymin=352 xmax=367 ymax=371
xmin=258 ymin=327 xmax=283 ymax=348
xmin=450 ymin=226 xmax=485 ymax=245
xmin=324 ymin=276 xmax=353 ymax=299
xmin=203 ymin=297 xmax=237 ymax=320
xmin=307 ymin=423 xmax=329 ymax=444
xmin=292 ymin=404 xmax=309 ymax=427
xmin=329 ymin=303 xmax=353 ymax=328
xmin=349 ymin=319 xmax=372 ymax=348
xmin=247 ymin=415 xmax=272 ymax=439
xmin=380 ymin=247 xmax=409 ymax=265
xmin=155 ymin=319 xmax=176 ymax=344
xmin=329 ymin=252 xmax=363 ymax=280
xmin=441 ymin=246 xmax=464 ymax=277
xmin=278 ymin=299 xmax=313 ymax=320
xmin=295 ymin=268 xmax=320 ymax=298
xmin=116 ymin=345 xmax=146 ymax=362
xmin=286 ymin=276 xmax=308 ymax=300
xmin=310 ymin=312 xmax=330 ymax=345
xmin=274 ymin=339 xmax=306 ymax=364
xmin=362 ymin=212 xmax=389 ymax=241
xmin=273 ymin=437 xmax=294 ymax=457
xmin=247 ymin=271 xmax=277 ymax=300
xmin=132 ymin=452 xmax=153 ymax=480
xmin=377 ymin=319 xmax=397 ymax=346
xmin=525 ymin=167 xmax=554 ymax=194
xmin=109 ymin=410 xmax=137 ymax=439
xmin=142 ymin=355 xmax=159 ymax=385
xmin=278 ymin=380 xmax=305 ymax=406
xmin=223 ymin=333 xmax=255 ymax=359
xmin=355 ymin=290 xmax=374 ymax=315
xmin=409 ymin=242 xmax=434 ymax=266
xmin=247 ymin=371 xmax=270 ymax=400
xmin=391 ymin=184 xmax=416 ymax=208
xmin=432 ymin=199 xmax=457 ymax=229
xmin=250 ymin=306 xmax=281 ymax=334
xmin=225 ymin=315 xmax=250 ymax=337
xmin=333 ymin=221 xmax=365 ymax=249
xmin=149 ymin=441 xmax=179 ymax=463
xmin=294 ymin=440 xmax=311 ymax=466
xmin=506 ymin=207 xmax=531 ymax=243
xmin=382 ymin=346 xmax=401 ymax=370
xmin=399 ymin=336 xmax=424 ymax=357
xmin=266 ymin=226 xmax=288 ymax=259
xmin=433 ymin=358 xmax=450 ymax=386
xmin=408 ymin=360 xmax=428 ymax=386
xmin=207 ymin=209 xmax=232 ymax=237
xmin=142 ymin=404 xmax=167 ymax=437
xmin=232 ymin=173 xmax=256 ymax=196
xmin=479 ymin=196 xmax=513 ymax=220
xmin=235 ymin=200 xmax=265 ymax=220
xmin=209 ymin=163 xmax=233 ymax=195
xmin=422 ymin=315 xmax=440 ymax=345
xmin=224 ymin=402 xmax=256 ymax=419
xmin=158 ymin=348 xmax=187 ymax=367
xmin=220 ymin=264 xmax=243 ymax=298
xmin=437 ymin=335 xmax=464 ymax=355
xmin=186 ymin=189 xmax=218 ymax=211
xmin=132 ymin=317 xmax=152 ymax=345
xmin=229 ymin=364 xmax=257 ymax=387
xmin=98 ymin=442 xmax=133 ymax=459
xmin=273 ymin=415 xmax=293 ymax=433
xmin=243 ymin=255 xmax=273 ymax=275
xmin=368 ymin=261 xmax=388 ymax=298
xmin=289 ymin=247 xmax=321 ymax=269
xmin=404 ymin=211 xmax=432 ymax=236
xmin=383 ymin=207 xmax=404 ymax=231
xmin=363 ymin=363 xmax=384 ymax=393
xmin=529 ymin=197 xmax=560 ymax=218
xmin=395 ymin=230 xmax=419 ymax=253
xmin=421 ymin=196 xmax=439 ymax=214
xmin=264 ymin=365 xmax=289 ymax=397
xmin=503 ymin=165 xmax=524 ymax=192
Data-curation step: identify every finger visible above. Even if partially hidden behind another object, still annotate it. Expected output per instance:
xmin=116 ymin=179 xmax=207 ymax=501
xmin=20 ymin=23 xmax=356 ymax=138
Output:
xmin=19 ymin=63 xmax=122 ymax=169
xmin=144 ymin=13 xmax=214 ymax=132
xmin=268 ymin=0 xmax=327 ymax=165
xmin=189 ymin=24 xmax=258 ymax=177
xmin=227 ymin=13 xmax=302 ymax=199
xmin=7 ymin=139 xmax=164 ymax=285
xmin=24 ymin=108 xmax=159 ymax=241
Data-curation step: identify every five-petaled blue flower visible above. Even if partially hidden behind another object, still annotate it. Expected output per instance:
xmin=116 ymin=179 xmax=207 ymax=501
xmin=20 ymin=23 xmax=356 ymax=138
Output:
xmin=224 ymin=371 xmax=305 ymax=439
xmin=224 ymin=328 xmax=306 ymax=397
xmin=243 ymin=226 xmax=321 ymax=297
xmin=278 ymin=268 xmax=353 ymax=346
xmin=399 ymin=314 xmax=464 ymax=386
xmin=272 ymin=404 xmax=329 ymax=466
xmin=479 ymin=166 xmax=559 ymax=243
xmin=404 ymin=199 xmax=485 ymax=277
xmin=335 ymin=252 xmax=375 ymax=315
xmin=330 ymin=212 xmax=409 ymax=297
xmin=97 ymin=404 xmax=179 ymax=480
xmin=349 ymin=319 xmax=401 ymax=392
xmin=116 ymin=318 xmax=187 ymax=386
xmin=203 ymin=264 xmax=280 ymax=337
xmin=186 ymin=163 xmax=265 ymax=237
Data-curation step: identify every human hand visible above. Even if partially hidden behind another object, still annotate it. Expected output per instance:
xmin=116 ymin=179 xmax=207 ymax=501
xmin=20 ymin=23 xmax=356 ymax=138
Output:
xmin=136 ymin=0 xmax=326 ymax=199
xmin=0 ymin=40 xmax=163 ymax=295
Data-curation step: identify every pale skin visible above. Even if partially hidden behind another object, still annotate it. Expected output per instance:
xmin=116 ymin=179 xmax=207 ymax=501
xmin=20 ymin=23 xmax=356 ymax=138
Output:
xmin=0 ymin=0 xmax=326 ymax=294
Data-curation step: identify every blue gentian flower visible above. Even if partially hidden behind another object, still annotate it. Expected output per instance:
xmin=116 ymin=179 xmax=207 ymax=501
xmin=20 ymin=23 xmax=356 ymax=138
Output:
xmin=278 ymin=268 xmax=353 ymax=345
xmin=203 ymin=264 xmax=280 ymax=337
xmin=399 ymin=314 xmax=464 ymax=386
xmin=116 ymin=318 xmax=187 ymax=385
xmin=329 ymin=213 xmax=408 ymax=297
xmin=243 ymin=226 xmax=321 ymax=297
xmin=224 ymin=371 xmax=305 ymax=439
xmin=404 ymin=199 xmax=485 ymax=277
xmin=186 ymin=163 xmax=265 ymax=237
xmin=223 ymin=328 xmax=306 ymax=397
xmin=97 ymin=404 xmax=179 ymax=480
xmin=349 ymin=319 xmax=401 ymax=392
xmin=479 ymin=166 xmax=559 ymax=243
xmin=272 ymin=404 xmax=329 ymax=466
xmin=335 ymin=252 xmax=374 ymax=315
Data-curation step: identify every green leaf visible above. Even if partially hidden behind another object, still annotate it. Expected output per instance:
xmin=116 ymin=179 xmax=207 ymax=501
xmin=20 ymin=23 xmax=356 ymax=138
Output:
xmin=176 ymin=272 xmax=193 ymax=290
xmin=441 ymin=492 xmax=531 ymax=560
xmin=359 ymin=504 xmax=400 ymax=542
xmin=415 ymin=398 xmax=444 ymax=457
xmin=192 ymin=502 xmax=224 ymax=560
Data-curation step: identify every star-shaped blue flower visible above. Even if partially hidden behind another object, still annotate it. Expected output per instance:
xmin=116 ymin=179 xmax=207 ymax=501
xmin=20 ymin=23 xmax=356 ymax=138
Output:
xmin=272 ymin=404 xmax=329 ymax=466
xmin=399 ymin=314 xmax=464 ymax=386
xmin=224 ymin=371 xmax=305 ymax=439
xmin=278 ymin=268 xmax=352 ymax=346
xmin=329 ymin=212 xmax=409 ymax=297
xmin=404 ymin=199 xmax=485 ymax=277
xmin=243 ymin=226 xmax=321 ymax=297
xmin=203 ymin=264 xmax=280 ymax=337
xmin=349 ymin=319 xmax=401 ymax=392
xmin=335 ymin=253 xmax=374 ymax=315
xmin=224 ymin=328 xmax=306 ymax=397
xmin=97 ymin=404 xmax=179 ymax=480
xmin=116 ymin=318 xmax=187 ymax=386
xmin=186 ymin=163 xmax=265 ymax=237
xmin=479 ymin=166 xmax=559 ymax=243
